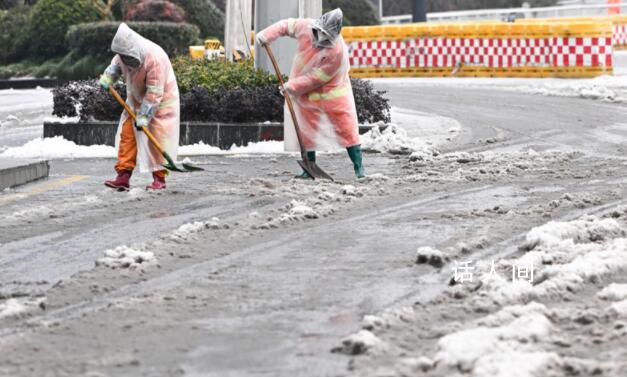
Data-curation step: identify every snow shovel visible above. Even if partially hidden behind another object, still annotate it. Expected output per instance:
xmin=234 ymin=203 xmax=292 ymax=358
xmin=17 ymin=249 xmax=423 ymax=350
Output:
xmin=264 ymin=45 xmax=333 ymax=181
xmin=108 ymin=86 xmax=203 ymax=173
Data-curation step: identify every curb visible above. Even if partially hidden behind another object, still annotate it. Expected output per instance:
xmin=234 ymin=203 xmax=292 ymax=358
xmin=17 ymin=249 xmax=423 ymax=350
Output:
xmin=43 ymin=122 xmax=378 ymax=149
xmin=0 ymin=159 xmax=50 ymax=191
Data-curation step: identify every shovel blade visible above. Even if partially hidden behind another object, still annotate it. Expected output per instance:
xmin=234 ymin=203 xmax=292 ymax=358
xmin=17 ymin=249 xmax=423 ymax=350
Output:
xmin=181 ymin=162 xmax=204 ymax=171
xmin=162 ymin=163 xmax=187 ymax=173
xmin=298 ymin=160 xmax=334 ymax=181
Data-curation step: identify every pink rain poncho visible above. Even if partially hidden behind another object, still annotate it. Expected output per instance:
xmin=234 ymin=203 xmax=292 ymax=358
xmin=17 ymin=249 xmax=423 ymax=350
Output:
xmin=105 ymin=23 xmax=180 ymax=173
xmin=258 ymin=18 xmax=360 ymax=152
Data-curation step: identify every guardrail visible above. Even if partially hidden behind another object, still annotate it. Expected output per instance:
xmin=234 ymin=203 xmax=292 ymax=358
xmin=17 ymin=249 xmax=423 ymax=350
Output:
xmin=382 ymin=3 xmax=627 ymax=24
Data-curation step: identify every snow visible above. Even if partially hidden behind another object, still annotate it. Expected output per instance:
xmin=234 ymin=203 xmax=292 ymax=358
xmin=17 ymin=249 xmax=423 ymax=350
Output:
xmin=340 ymin=185 xmax=358 ymax=196
xmin=43 ymin=116 xmax=80 ymax=124
xmin=179 ymin=140 xmax=286 ymax=156
xmin=416 ymin=246 xmax=446 ymax=268
xmin=96 ymin=245 xmax=156 ymax=270
xmin=522 ymin=216 xmax=624 ymax=250
xmin=598 ymin=283 xmax=627 ymax=301
xmin=609 ymin=299 xmax=627 ymax=316
xmin=0 ymin=298 xmax=45 ymax=319
xmin=170 ymin=218 xmax=223 ymax=242
xmin=361 ymin=124 xmax=437 ymax=156
xmin=370 ymin=75 xmax=627 ymax=104
xmin=435 ymin=302 xmax=555 ymax=375
xmin=0 ymin=136 xmax=116 ymax=159
xmin=335 ymin=330 xmax=385 ymax=355
xmin=288 ymin=202 xmax=318 ymax=218
xmin=469 ymin=215 xmax=627 ymax=308
xmin=0 ymin=299 xmax=28 ymax=319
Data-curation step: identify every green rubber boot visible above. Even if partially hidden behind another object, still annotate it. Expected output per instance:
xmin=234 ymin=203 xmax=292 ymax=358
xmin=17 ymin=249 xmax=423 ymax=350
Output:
xmin=295 ymin=151 xmax=316 ymax=179
xmin=347 ymin=145 xmax=365 ymax=178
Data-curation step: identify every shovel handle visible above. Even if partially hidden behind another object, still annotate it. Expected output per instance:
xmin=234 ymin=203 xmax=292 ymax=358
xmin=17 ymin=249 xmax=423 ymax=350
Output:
xmin=263 ymin=45 xmax=308 ymax=161
xmin=108 ymin=86 xmax=166 ymax=155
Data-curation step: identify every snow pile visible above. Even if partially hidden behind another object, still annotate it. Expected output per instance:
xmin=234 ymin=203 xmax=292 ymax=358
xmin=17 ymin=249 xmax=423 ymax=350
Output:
xmin=361 ymin=124 xmax=437 ymax=156
xmin=597 ymin=283 xmax=627 ymax=301
xmin=96 ymin=245 xmax=156 ymax=270
xmin=522 ymin=216 xmax=624 ymax=250
xmin=333 ymin=330 xmax=385 ymax=356
xmin=471 ymin=215 xmax=627 ymax=308
xmin=0 ymin=297 xmax=45 ymax=319
xmin=257 ymin=199 xmax=335 ymax=229
xmin=0 ymin=114 xmax=21 ymax=128
xmin=43 ymin=116 xmax=80 ymax=124
xmin=178 ymin=140 xmax=285 ymax=156
xmin=5 ymin=205 xmax=54 ymax=222
xmin=609 ymin=299 xmax=627 ymax=316
xmin=1 ymin=138 xmax=286 ymax=160
xmin=169 ymin=218 xmax=224 ymax=242
xmin=361 ymin=306 xmax=416 ymax=332
xmin=415 ymin=246 xmax=447 ymax=268
xmin=434 ymin=302 xmax=559 ymax=375
xmin=0 ymin=137 xmax=115 ymax=159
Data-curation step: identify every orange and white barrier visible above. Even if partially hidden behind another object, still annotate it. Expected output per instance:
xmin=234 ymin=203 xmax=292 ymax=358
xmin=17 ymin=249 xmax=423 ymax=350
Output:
xmin=343 ymin=21 xmax=614 ymax=78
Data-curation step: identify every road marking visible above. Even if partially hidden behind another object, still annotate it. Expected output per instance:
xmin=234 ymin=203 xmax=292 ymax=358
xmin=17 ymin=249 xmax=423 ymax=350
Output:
xmin=0 ymin=175 xmax=88 ymax=207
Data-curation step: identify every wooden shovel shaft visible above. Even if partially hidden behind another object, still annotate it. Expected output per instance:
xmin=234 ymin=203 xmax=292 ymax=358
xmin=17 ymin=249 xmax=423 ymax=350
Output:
xmin=263 ymin=45 xmax=308 ymax=161
xmin=108 ymin=86 xmax=167 ymax=155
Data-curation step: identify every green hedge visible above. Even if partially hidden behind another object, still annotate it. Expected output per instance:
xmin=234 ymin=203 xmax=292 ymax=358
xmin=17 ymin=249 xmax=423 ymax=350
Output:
xmin=29 ymin=0 xmax=101 ymax=59
xmin=66 ymin=21 xmax=201 ymax=59
xmin=172 ymin=56 xmax=281 ymax=93
xmin=0 ymin=6 xmax=31 ymax=63
xmin=173 ymin=0 xmax=224 ymax=40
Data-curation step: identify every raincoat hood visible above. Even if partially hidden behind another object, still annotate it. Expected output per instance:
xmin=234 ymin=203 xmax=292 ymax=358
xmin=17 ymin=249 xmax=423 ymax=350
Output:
xmin=111 ymin=23 xmax=147 ymax=64
xmin=312 ymin=8 xmax=343 ymax=48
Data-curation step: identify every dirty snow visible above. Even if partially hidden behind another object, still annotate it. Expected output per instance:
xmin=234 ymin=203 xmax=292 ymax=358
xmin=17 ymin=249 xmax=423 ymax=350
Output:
xmin=169 ymin=218 xmax=224 ymax=242
xmin=334 ymin=330 xmax=385 ymax=356
xmin=0 ymin=298 xmax=45 ymax=319
xmin=95 ymin=245 xmax=156 ymax=270
xmin=598 ymin=283 xmax=627 ymax=301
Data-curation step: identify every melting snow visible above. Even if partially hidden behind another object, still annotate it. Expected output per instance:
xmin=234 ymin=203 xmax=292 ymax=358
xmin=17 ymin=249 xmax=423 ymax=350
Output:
xmin=96 ymin=246 xmax=156 ymax=270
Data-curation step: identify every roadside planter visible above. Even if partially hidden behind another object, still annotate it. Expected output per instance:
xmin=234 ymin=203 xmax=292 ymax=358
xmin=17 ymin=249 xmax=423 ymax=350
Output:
xmin=43 ymin=121 xmax=378 ymax=149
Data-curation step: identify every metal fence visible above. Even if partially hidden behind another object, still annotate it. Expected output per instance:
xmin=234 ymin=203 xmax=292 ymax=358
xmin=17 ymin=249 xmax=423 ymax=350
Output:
xmin=382 ymin=2 xmax=627 ymax=24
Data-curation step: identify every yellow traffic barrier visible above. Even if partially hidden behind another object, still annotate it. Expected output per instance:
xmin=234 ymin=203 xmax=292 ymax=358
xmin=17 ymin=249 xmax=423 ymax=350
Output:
xmin=342 ymin=19 xmax=614 ymax=79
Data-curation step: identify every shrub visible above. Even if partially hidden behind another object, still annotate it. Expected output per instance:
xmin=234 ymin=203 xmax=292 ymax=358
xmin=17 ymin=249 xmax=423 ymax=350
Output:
xmin=181 ymin=86 xmax=284 ymax=123
xmin=29 ymin=0 xmax=101 ymax=58
xmin=66 ymin=21 xmax=200 ymax=58
xmin=173 ymin=0 xmax=224 ymax=40
xmin=0 ymin=6 xmax=31 ymax=63
xmin=53 ymin=78 xmax=389 ymax=125
xmin=126 ymin=0 xmax=186 ymax=22
xmin=172 ymin=56 xmax=281 ymax=93
xmin=53 ymin=80 xmax=127 ymax=121
xmin=351 ymin=78 xmax=390 ymax=124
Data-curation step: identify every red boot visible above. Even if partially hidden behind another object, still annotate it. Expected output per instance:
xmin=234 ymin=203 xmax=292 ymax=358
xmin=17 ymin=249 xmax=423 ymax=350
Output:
xmin=104 ymin=170 xmax=132 ymax=191
xmin=146 ymin=171 xmax=167 ymax=190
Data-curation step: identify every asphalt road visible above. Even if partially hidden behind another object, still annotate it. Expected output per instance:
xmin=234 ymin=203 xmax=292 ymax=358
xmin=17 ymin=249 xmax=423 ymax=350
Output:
xmin=1 ymin=82 xmax=627 ymax=376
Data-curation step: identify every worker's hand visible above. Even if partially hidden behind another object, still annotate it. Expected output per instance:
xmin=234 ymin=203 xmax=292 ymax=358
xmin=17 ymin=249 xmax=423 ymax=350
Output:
xmin=99 ymin=74 xmax=113 ymax=91
xmin=134 ymin=115 xmax=149 ymax=131
xmin=279 ymin=83 xmax=294 ymax=97
xmin=256 ymin=33 xmax=267 ymax=47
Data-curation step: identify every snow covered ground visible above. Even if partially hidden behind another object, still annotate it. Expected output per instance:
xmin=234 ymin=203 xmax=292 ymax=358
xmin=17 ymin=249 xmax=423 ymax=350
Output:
xmin=371 ymin=74 xmax=627 ymax=103
xmin=0 ymin=106 xmax=461 ymax=160
xmin=2 ymin=79 xmax=627 ymax=376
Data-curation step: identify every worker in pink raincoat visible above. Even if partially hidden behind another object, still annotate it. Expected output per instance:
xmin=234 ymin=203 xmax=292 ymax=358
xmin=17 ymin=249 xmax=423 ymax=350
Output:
xmin=257 ymin=8 xmax=365 ymax=178
xmin=99 ymin=23 xmax=180 ymax=191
